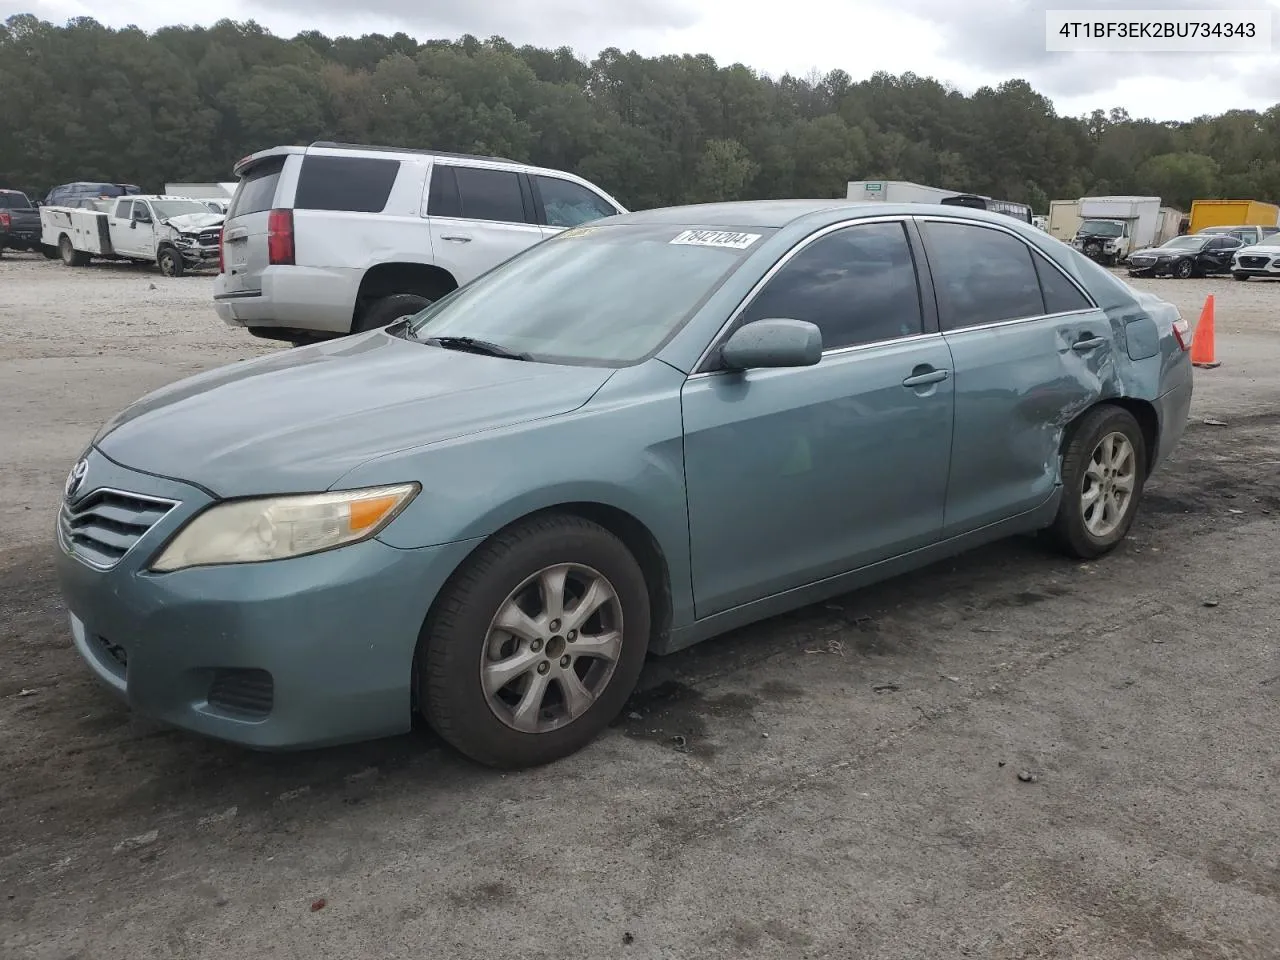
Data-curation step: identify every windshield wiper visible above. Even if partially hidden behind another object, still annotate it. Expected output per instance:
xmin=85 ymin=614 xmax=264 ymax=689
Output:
xmin=421 ymin=335 xmax=532 ymax=362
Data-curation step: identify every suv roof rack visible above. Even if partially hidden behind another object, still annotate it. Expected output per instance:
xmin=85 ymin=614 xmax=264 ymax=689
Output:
xmin=308 ymin=141 xmax=516 ymax=164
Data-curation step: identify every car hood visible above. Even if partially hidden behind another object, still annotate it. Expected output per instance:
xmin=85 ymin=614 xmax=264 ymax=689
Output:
xmin=162 ymin=212 xmax=225 ymax=232
xmin=1132 ymin=247 xmax=1189 ymax=258
xmin=95 ymin=332 xmax=615 ymax=498
xmin=1237 ymin=243 xmax=1280 ymax=255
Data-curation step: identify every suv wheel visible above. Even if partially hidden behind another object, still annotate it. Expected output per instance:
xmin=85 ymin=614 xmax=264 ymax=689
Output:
xmin=418 ymin=513 xmax=651 ymax=769
xmin=354 ymin=293 xmax=432 ymax=334
xmin=1045 ymin=405 xmax=1147 ymax=560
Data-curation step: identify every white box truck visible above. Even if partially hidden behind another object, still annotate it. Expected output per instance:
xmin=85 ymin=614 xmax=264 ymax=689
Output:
xmin=1071 ymin=196 xmax=1161 ymax=265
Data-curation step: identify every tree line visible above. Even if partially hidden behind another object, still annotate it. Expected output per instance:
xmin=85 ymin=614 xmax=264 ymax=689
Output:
xmin=3 ymin=14 xmax=1279 ymax=213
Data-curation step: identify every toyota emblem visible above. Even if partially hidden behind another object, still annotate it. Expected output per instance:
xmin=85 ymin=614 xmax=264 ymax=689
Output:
xmin=65 ymin=458 xmax=88 ymax=500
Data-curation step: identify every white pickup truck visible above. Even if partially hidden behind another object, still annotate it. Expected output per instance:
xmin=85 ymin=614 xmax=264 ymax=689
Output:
xmin=40 ymin=195 xmax=225 ymax=276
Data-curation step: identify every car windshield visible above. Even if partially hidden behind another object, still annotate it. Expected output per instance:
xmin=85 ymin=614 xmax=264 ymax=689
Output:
xmin=151 ymin=200 xmax=214 ymax=220
xmin=404 ymin=222 xmax=773 ymax=366
xmin=1160 ymin=236 xmax=1206 ymax=250
xmin=1079 ymin=219 xmax=1124 ymax=238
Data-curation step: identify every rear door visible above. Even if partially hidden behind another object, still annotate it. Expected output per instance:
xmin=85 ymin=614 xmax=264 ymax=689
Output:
xmin=220 ymin=155 xmax=288 ymax=295
xmin=425 ymin=163 xmax=545 ymax=284
xmin=529 ymin=173 xmax=622 ymax=238
xmin=916 ymin=216 xmax=1107 ymax=536
xmin=1206 ymin=236 xmax=1243 ymax=271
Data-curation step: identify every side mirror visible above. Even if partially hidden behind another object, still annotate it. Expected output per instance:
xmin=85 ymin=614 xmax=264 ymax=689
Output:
xmin=719 ymin=318 xmax=822 ymax=371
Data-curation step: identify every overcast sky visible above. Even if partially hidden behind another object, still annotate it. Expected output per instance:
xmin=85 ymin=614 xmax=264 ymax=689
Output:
xmin=7 ymin=0 xmax=1280 ymax=121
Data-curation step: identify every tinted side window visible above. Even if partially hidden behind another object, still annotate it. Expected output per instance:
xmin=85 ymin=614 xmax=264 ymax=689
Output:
xmin=738 ymin=221 xmax=924 ymax=351
xmin=1033 ymin=253 xmax=1091 ymax=314
xmin=427 ymin=165 xmax=461 ymax=217
xmin=294 ymin=155 xmax=399 ymax=213
xmin=453 ymin=166 xmax=526 ymax=223
xmin=114 ymin=200 xmax=133 ymax=219
xmin=922 ymin=221 xmax=1045 ymax=331
xmin=227 ymin=156 xmax=286 ymax=219
xmin=533 ymin=175 xmax=616 ymax=227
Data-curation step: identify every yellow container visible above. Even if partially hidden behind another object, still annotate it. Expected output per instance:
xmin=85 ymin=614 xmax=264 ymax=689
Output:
xmin=1189 ymin=199 xmax=1280 ymax=233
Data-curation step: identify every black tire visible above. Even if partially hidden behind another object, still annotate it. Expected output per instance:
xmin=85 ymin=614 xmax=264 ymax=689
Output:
xmin=157 ymin=246 xmax=185 ymax=278
xmin=1045 ymin=404 xmax=1147 ymax=560
xmin=59 ymin=235 xmax=89 ymax=267
xmin=41 ymin=244 xmax=58 ymax=260
xmin=353 ymin=293 xmax=431 ymax=334
xmin=1233 ymin=272 xmax=1249 ymax=281
xmin=419 ymin=513 xmax=651 ymax=769
xmin=1174 ymin=259 xmax=1194 ymax=279
xmin=1083 ymin=240 xmax=1102 ymax=261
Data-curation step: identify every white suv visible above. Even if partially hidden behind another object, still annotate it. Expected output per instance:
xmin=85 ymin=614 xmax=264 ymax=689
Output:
xmin=213 ymin=141 xmax=627 ymax=344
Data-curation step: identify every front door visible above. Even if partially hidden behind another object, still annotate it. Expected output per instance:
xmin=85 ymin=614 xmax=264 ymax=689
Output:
xmin=424 ymin=163 xmax=545 ymax=286
xmin=107 ymin=199 xmax=140 ymax=256
xmin=681 ymin=219 xmax=955 ymax=619
xmin=915 ymin=217 xmax=1108 ymax=536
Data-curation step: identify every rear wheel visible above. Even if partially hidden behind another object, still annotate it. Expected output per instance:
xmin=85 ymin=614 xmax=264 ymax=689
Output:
xmin=353 ymin=293 xmax=431 ymax=334
xmin=418 ymin=513 xmax=651 ymax=769
xmin=1045 ymin=405 xmax=1147 ymax=560
xmin=59 ymin=235 xmax=89 ymax=267
xmin=41 ymin=244 xmax=58 ymax=260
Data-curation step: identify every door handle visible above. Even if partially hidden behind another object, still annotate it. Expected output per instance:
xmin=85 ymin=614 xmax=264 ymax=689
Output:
xmin=902 ymin=368 xmax=949 ymax=388
xmin=440 ymin=235 xmax=472 ymax=243
xmin=1072 ymin=336 xmax=1106 ymax=351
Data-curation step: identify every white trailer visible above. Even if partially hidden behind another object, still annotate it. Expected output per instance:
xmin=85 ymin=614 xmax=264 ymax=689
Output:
xmin=1047 ymin=199 xmax=1081 ymax=242
xmin=846 ymin=180 xmax=962 ymax=203
xmin=1071 ymin=196 xmax=1161 ymax=264
xmin=1155 ymin=206 xmax=1185 ymax=246
xmin=41 ymin=194 xmax=225 ymax=277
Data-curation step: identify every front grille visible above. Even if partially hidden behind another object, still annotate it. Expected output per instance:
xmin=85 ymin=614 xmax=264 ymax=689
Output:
xmin=60 ymin=488 xmax=178 ymax=569
xmin=1239 ymin=255 xmax=1272 ymax=269
xmin=198 ymin=228 xmax=221 ymax=246
xmin=208 ymin=669 xmax=274 ymax=719
xmin=1129 ymin=257 xmax=1154 ymax=267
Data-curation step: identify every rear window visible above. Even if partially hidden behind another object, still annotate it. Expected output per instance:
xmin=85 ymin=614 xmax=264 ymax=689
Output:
xmin=0 ymin=192 xmax=32 ymax=209
xmin=294 ymin=155 xmax=400 ymax=213
xmin=227 ymin=157 xmax=286 ymax=219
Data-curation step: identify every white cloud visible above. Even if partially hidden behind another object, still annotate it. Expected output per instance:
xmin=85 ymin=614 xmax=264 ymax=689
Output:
xmin=4 ymin=0 xmax=1278 ymax=120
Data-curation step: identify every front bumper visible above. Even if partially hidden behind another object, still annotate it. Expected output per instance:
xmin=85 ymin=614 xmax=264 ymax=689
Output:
xmin=1127 ymin=259 xmax=1173 ymax=276
xmin=1232 ymin=255 xmax=1280 ymax=278
xmin=55 ymin=447 xmax=480 ymax=749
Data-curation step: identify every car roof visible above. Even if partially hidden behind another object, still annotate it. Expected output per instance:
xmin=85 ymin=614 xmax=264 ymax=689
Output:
xmin=602 ymin=199 xmax=1038 ymax=232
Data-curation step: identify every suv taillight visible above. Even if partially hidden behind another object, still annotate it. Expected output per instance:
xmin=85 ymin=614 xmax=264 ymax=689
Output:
xmin=218 ymin=228 xmax=225 ymax=273
xmin=267 ymin=209 xmax=294 ymax=266
xmin=1172 ymin=315 xmax=1193 ymax=352
xmin=0 ymin=211 xmax=10 ymax=229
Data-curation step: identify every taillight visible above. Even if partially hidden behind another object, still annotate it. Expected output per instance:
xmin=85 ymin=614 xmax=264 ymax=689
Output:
xmin=0 ymin=211 xmax=10 ymax=229
xmin=267 ymin=208 xmax=294 ymax=265
xmin=1172 ymin=316 xmax=1193 ymax=352
xmin=217 ymin=228 xmax=225 ymax=273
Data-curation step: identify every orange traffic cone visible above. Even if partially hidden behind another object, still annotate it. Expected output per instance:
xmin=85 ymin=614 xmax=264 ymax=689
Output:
xmin=1191 ymin=294 xmax=1220 ymax=369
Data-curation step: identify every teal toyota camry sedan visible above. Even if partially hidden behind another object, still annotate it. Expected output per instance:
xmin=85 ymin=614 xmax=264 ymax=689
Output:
xmin=55 ymin=200 xmax=1195 ymax=769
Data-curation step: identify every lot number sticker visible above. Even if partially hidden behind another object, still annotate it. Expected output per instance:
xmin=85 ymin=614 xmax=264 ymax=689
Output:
xmin=669 ymin=229 xmax=761 ymax=250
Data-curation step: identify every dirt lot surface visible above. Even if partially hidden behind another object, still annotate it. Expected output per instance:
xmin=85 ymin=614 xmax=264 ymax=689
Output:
xmin=2 ymin=251 xmax=1278 ymax=959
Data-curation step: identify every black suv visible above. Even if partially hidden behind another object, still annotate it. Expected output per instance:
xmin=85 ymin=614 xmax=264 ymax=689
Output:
xmin=43 ymin=181 xmax=142 ymax=209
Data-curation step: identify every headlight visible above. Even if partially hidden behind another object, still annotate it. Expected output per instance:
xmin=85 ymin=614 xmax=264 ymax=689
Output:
xmin=149 ymin=483 xmax=419 ymax=572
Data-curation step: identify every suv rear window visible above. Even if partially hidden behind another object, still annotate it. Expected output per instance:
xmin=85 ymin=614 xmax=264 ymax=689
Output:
xmin=228 ymin=156 xmax=286 ymax=219
xmin=294 ymin=155 xmax=400 ymax=213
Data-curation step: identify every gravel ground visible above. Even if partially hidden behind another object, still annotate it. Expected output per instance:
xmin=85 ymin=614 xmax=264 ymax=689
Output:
xmin=1 ymin=251 xmax=1278 ymax=959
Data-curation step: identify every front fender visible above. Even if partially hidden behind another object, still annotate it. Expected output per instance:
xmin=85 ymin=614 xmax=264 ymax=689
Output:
xmin=334 ymin=360 xmax=697 ymax=627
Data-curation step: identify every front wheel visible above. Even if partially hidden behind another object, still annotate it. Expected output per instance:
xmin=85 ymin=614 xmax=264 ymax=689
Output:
xmin=1233 ymin=272 xmax=1249 ymax=281
xmin=1045 ymin=405 xmax=1147 ymax=560
xmin=1174 ymin=259 xmax=1194 ymax=279
xmin=157 ymin=247 xmax=185 ymax=277
xmin=418 ymin=513 xmax=651 ymax=769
